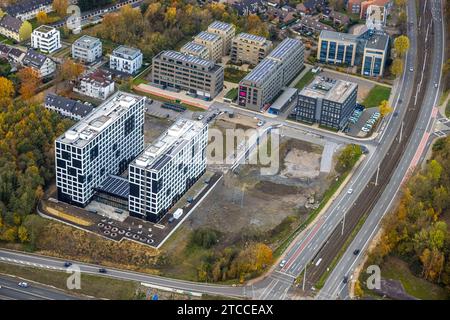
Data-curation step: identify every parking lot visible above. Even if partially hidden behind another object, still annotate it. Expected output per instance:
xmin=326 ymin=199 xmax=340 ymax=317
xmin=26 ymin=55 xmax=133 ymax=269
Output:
xmin=346 ymin=107 xmax=381 ymax=137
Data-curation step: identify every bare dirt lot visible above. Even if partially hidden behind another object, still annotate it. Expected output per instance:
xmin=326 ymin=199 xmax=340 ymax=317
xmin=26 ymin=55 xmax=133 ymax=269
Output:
xmin=144 ymin=114 xmax=174 ymax=143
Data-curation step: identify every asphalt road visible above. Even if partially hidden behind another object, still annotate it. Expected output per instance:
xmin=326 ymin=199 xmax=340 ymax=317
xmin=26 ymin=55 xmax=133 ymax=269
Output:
xmin=317 ymin=0 xmax=445 ymax=299
xmin=0 ymin=273 xmax=80 ymax=300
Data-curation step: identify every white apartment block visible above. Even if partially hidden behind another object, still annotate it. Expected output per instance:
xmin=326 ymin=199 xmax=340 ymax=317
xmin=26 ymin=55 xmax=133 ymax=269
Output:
xmin=31 ymin=25 xmax=61 ymax=53
xmin=55 ymin=91 xmax=146 ymax=207
xmin=74 ymin=70 xmax=115 ymax=100
xmin=194 ymin=31 xmax=223 ymax=62
xmin=207 ymin=21 xmax=236 ymax=55
xmin=72 ymin=35 xmax=103 ymax=63
xmin=129 ymin=119 xmax=208 ymax=222
xmin=109 ymin=45 xmax=143 ymax=75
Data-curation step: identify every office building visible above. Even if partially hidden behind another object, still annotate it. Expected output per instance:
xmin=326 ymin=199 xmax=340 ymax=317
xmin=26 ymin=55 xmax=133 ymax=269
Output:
xmin=194 ymin=31 xmax=223 ymax=62
xmin=31 ymin=25 xmax=61 ymax=53
xmin=45 ymin=93 xmax=93 ymax=120
xmin=22 ymin=49 xmax=56 ymax=78
xmin=230 ymin=32 xmax=273 ymax=66
xmin=290 ymin=76 xmax=358 ymax=130
xmin=129 ymin=119 xmax=208 ymax=222
xmin=151 ymin=50 xmax=224 ymax=99
xmin=207 ymin=21 xmax=236 ymax=55
xmin=317 ymin=30 xmax=359 ymax=66
xmin=361 ymin=33 xmax=389 ymax=77
xmin=0 ymin=15 xmax=32 ymax=42
xmin=109 ymin=45 xmax=143 ymax=75
xmin=5 ymin=0 xmax=53 ymax=21
xmin=73 ymin=69 xmax=115 ymax=100
xmin=238 ymin=37 xmax=304 ymax=110
xmin=55 ymin=91 xmax=146 ymax=207
xmin=72 ymin=35 xmax=102 ymax=63
xmin=180 ymin=41 xmax=209 ymax=60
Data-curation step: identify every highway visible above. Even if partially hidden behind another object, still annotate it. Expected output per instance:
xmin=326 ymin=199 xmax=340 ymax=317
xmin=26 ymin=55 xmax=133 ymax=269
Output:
xmin=0 ymin=273 xmax=80 ymax=300
xmin=317 ymin=0 xmax=445 ymax=300
xmin=254 ymin=0 xmax=445 ymax=300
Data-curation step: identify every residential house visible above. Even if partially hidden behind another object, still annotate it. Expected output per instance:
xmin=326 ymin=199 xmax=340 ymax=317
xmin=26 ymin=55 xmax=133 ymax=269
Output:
xmin=231 ymin=0 xmax=266 ymax=16
xmin=109 ymin=45 xmax=143 ymax=75
xmin=22 ymin=49 xmax=56 ymax=78
xmin=31 ymin=25 xmax=61 ymax=53
xmin=44 ymin=93 xmax=93 ymax=120
xmin=72 ymin=35 xmax=102 ymax=63
xmin=0 ymin=14 xmax=32 ymax=42
xmin=5 ymin=0 xmax=53 ymax=21
xmin=73 ymin=69 xmax=115 ymax=100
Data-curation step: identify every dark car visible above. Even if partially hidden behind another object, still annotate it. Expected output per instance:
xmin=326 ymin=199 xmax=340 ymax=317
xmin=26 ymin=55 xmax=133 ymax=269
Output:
xmin=64 ymin=262 xmax=72 ymax=268
xmin=353 ymin=249 xmax=360 ymax=255
xmin=98 ymin=268 xmax=107 ymax=273
xmin=343 ymin=276 xmax=348 ymax=284
xmin=168 ymin=217 xmax=175 ymax=224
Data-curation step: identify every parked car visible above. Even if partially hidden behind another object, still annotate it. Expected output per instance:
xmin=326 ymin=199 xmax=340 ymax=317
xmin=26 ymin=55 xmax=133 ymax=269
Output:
xmin=279 ymin=260 xmax=287 ymax=267
xmin=168 ymin=217 xmax=175 ymax=223
xmin=197 ymin=114 xmax=204 ymax=120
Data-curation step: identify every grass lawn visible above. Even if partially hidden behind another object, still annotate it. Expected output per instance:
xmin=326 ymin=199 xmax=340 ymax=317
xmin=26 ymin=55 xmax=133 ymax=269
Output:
xmin=446 ymin=100 xmax=450 ymax=118
xmin=132 ymin=88 xmax=206 ymax=112
xmin=294 ymin=70 xmax=315 ymax=90
xmin=362 ymin=85 xmax=392 ymax=108
xmin=0 ymin=262 xmax=141 ymax=300
xmin=224 ymin=68 xmax=249 ymax=83
xmin=378 ymin=256 xmax=449 ymax=300
xmin=224 ymin=88 xmax=238 ymax=101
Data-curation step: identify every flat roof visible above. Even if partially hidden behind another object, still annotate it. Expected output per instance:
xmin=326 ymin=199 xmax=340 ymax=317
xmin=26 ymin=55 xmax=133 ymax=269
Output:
xmin=180 ymin=41 xmax=208 ymax=55
xmin=299 ymin=76 xmax=358 ymax=103
xmin=208 ymin=21 xmax=234 ymax=32
xmin=268 ymin=37 xmax=303 ymax=61
xmin=195 ymin=31 xmax=221 ymax=43
xmin=73 ymin=35 xmax=101 ymax=49
xmin=365 ymin=33 xmax=389 ymax=51
xmin=158 ymin=50 xmax=215 ymax=69
xmin=235 ymin=32 xmax=268 ymax=44
xmin=57 ymin=91 xmax=144 ymax=148
xmin=132 ymin=119 xmax=205 ymax=171
xmin=319 ymin=30 xmax=359 ymax=43
xmin=242 ymin=58 xmax=280 ymax=85
xmin=270 ymin=88 xmax=298 ymax=111
xmin=96 ymin=175 xmax=129 ymax=199
xmin=112 ymin=45 xmax=142 ymax=59
xmin=33 ymin=24 xmax=56 ymax=33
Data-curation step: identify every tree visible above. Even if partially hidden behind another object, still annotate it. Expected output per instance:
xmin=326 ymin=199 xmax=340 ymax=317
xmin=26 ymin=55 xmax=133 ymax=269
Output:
xmin=17 ymin=67 xmax=41 ymax=100
xmin=379 ymin=100 xmax=393 ymax=117
xmin=36 ymin=10 xmax=48 ymax=25
xmin=394 ymin=0 xmax=406 ymax=7
xmin=336 ymin=144 xmax=362 ymax=174
xmin=18 ymin=225 xmax=29 ymax=243
xmin=19 ymin=21 xmax=32 ymax=41
xmin=53 ymin=0 xmax=69 ymax=17
xmin=60 ymin=58 xmax=84 ymax=81
xmin=0 ymin=76 xmax=14 ymax=99
xmin=391 ymin=58 xmax=403 ymax=77
xmin=165 ymin=7 xmax=177 ymax=26
xmin=394 ymin=35 xmax=410 ymax=56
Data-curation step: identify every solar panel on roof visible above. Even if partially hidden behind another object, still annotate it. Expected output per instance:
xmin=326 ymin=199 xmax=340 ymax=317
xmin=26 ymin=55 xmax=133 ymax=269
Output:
xmin=96 ymin=175 xmax=129 ymax=198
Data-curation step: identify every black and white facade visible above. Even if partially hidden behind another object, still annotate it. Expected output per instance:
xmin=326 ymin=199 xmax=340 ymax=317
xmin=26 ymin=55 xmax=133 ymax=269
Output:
xmin=55 ymin=91 xmax=146 ymax=207
xmin=128 ymin=119 xmax=208 ymax=222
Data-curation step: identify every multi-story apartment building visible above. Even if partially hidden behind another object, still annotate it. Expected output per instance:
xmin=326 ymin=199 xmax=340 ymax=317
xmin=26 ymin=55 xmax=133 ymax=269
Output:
xmin=109 ymin=45 xmax=143 ymax=75
xmin=361 ymin=33 xmax=389 ymax=77
xmin=0 ymin=15 xmax=32 ymax=42
xmin=180 ymin=41 xmax=210 ymax=60
xmin=72 ymin=35 xmax=103 ymax=63
xmin=238 ymin=37 xmax=304 ymax=111
xmin=22 ymin=49 xmax=56 ymax=78
xmin=55 ymin=91 xmax=146 ymax=207
xmin=230 ymin=32 xmax=273 ymax=66
xmin=365 ymin=5 xmax=387 ymax=30
xmin=193 ymin=31 xmax=223 ymax=62
xmin=128 ymin=119 xmax=208 ymax=222
xmin=151 ymin=50 xmax=224 ymax=100
xmin=5 ymin=0 xmax=53 ymax=21
xmin=45 ymin=93 xmax=93 ymax=120
xmin=31 ymin=25 xmax=61 ymax=53
xmin=207 ymin=21 xmax=236 ymax=55
xmin=73 ymin=69 xmax=115 ymax=100
xmin=317 ymin=30 xmax=359 ymax=66
xmin=290 ymin=77 xmax=358 ymax=130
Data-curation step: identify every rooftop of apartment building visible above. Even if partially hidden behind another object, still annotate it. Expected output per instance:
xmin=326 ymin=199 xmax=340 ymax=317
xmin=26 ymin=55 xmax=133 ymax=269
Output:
xmin=195 ymin=31 xmax=221 ymax=43
xmin=208 ymin=21 xmax=235 ymax=32
xmin=364 ymin=32 xmax=389 ymax=51
xmin=241 ymin=57 xmax=280 ymax=85
xmin=299 ymin=76 xmax=358 ymax=103
xmin=366 ymin=4 xmax=386 ymax=20
xmin=79 ymin=69 xmax=113 ymax=86
xmin=155 ymin=50 xmax=219 ymax=72
xmin=73 ymin=35 xmax=102 ymax=49
xmin=57 ymin=91 xmax=144 ymax=148
xmin=132 ymin=119 xmax=205 ymax=171
xmin=5 ymin=0 xmax=52 ymax=16
xmin=112 ymin=45 xmax=142 ymax=59
xmin=33 ymin=24 xmax=57 ymax=34
xmin=267 ymin=37 xmax=303 ymax=61
xmin=234 ymin=32 xmax=268 ymax=44
xmin=0 ymin=15 xmax=24 ymax=33
xmin=181 ymin=41 xmax=209 ymax=55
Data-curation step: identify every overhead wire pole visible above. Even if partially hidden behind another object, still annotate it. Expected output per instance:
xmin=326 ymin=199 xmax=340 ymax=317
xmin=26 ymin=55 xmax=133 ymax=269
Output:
xmin=302 ymin=263 xmax=307 ymax=291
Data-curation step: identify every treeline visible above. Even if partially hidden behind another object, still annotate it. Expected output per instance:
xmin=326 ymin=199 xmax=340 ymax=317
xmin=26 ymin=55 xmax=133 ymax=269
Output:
xmin=0 ymin=78 xmax=73 ymax=243
xmin=78 ymin=0 xmax=113 ymax=12
xmin=188 ymin=228 xmax=273 ymax=283
xmin=93 ymin=0 xmax=269 ymax=58
xmin=367 ymin=136 xmax=450 ymax=292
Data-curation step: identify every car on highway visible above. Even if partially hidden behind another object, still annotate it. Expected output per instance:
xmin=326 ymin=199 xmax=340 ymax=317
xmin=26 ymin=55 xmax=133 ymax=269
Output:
xmin=347 ymin=188 xmax=353 ymax=194
xmin=18 ymin=282 xmax=29 ymax=288
xmin=64 ymin=262 xmax=72 ymax=268
xmin=353 ymin=249 xmax=360 ymax=255
xmin=279 ymin=260 xmax=287 ymax=267
xmin=434 ymin=83 xmax=438 ymax=88
xmin=343 ymin=276 xmax=348 ymax=284
xmin=409 ymin=67 xmax=414 ymax=72
xmin=98 ymin=268 xmax=107 ymax=273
